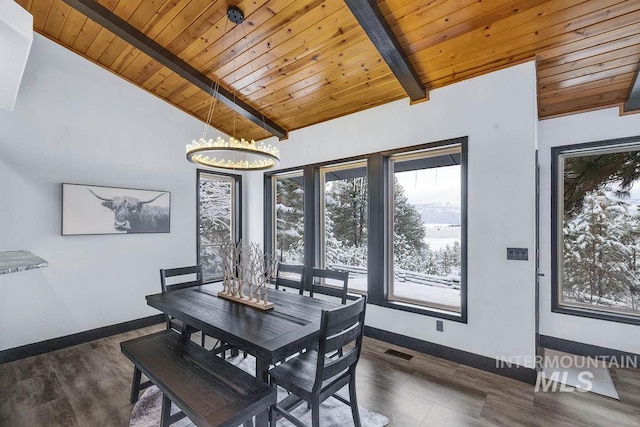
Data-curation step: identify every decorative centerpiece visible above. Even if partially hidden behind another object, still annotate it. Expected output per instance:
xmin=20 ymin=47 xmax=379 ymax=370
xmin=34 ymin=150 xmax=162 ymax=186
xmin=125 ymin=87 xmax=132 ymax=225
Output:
xmin=217 ymin=241 xmax=277 ymax=310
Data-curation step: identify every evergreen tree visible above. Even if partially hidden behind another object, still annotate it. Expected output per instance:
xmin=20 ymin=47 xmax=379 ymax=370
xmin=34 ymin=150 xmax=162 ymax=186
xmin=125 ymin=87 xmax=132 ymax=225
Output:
xmin=328 ymin=177 xmax=368 ymax=249
xmin=621 ymin=208 xmax=640 ymax=310
xmin=563 ymin=189 xmax=632 ymax=306
xmin=275 ymin=177 xmax=304 ymax=262
xmin=323 ymin=174 xmax=462 ymax=284
xmin=392 ymin=177 xmax=429 ymax=272
xmin=564 ymin=151 xmax=640 ymax=218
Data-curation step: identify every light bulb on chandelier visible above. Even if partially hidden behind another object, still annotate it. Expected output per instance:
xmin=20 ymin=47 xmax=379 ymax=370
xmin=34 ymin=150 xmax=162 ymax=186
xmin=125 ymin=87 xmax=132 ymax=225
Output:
xmin=185 ymin=6 xmax=280 ymax=171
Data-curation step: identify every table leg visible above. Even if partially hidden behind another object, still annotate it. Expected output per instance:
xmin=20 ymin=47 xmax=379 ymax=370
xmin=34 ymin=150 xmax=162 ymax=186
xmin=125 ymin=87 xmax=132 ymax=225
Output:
xmin=255 ymin=357 xmax=271 ymax=427
xmin=180 ymin=324 xmax=197 ymax=343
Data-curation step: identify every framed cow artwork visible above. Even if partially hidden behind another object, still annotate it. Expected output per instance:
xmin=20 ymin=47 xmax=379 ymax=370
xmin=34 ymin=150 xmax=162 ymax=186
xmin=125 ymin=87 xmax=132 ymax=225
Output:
xmin=61 ymin=183 xmax=171 ymax=235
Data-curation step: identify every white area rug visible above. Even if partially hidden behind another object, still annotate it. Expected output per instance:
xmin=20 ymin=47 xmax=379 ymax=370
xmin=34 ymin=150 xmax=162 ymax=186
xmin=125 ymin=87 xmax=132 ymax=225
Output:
xmin=541 ymin=349 xmax=619 ymax=399
xmin=130 ymin=354 xmax=389 ymax=426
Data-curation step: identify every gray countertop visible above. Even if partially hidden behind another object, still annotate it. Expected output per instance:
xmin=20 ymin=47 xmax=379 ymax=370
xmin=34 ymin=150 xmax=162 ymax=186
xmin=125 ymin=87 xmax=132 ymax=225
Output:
xmin=0 ymin=251 xmax=48 ymax=275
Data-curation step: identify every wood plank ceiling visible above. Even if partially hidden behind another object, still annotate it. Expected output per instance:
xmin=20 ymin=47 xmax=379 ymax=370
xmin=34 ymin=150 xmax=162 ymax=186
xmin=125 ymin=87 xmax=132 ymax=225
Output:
xmin=16 ymin=0 xmax=640 ymax=141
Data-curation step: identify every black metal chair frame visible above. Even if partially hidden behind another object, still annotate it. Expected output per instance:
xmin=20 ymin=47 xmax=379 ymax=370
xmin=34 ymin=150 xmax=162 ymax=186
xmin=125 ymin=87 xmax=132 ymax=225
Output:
xmin=310 ymin=267 xmax=350 ymax=305
xmin=269 ymin=296 xmax=367 ymax=427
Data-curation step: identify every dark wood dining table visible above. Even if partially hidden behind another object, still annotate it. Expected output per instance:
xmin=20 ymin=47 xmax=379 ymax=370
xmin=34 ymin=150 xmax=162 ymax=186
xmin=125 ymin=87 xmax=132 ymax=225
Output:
xmin=146 ymin=282 xmax=340 ymax=426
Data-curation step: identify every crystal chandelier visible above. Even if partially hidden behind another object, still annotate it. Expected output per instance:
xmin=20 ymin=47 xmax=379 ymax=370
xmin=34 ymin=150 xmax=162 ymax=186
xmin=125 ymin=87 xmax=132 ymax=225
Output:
xmin=186 ymin=6 xmax=280 ymax=171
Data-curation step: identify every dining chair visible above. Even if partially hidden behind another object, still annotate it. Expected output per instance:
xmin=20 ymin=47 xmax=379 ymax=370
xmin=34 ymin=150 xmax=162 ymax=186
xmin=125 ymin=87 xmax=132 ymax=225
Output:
xmin=160 ymin=265 xmax=207 ymax=347
xmin=275 ymin=263 xmax=306 ymax=295
xmin=310 ymin=267 xmax=350 ymax=304
xmin=130 ymin=265 xmax=208 ymax=404
xmin=269 ymin=296 xmax=367 ymax=427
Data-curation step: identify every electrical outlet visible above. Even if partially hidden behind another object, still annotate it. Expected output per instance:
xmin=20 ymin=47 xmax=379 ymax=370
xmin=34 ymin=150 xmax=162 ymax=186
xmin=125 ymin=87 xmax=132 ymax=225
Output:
xmin=436 ymin=320 xmax=444 ymax=332
xmin=507 ymin=247 xmax=528 ymax=261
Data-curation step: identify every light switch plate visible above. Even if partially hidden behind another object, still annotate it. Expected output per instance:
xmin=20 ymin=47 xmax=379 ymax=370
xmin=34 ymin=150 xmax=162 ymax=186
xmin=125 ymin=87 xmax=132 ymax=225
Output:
xmin=507 ymin=247 xmax=528 ymax=261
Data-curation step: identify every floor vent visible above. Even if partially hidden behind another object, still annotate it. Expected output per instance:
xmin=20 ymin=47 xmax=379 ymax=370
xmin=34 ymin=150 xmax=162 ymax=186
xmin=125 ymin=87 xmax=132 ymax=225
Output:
xmin=384 ymin=348 xmax=413 ymax=361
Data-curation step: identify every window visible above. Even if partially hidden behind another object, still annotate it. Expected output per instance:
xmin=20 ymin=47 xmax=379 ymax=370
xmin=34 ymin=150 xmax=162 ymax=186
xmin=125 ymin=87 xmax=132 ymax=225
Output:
xmin=388 ymin=145 xmax=463 ymax=314
xmin=320 ymin=161 xmax=368 ymax=293
xmin=272 ymin=171 xmax=304 ymax=263
xmin=262 ymin=137 xmax=467 ymax=321
xmin=553 ymin=139 xmax=640 ymax=324
xmin=197 ymin=171 xmax=241 ymax=282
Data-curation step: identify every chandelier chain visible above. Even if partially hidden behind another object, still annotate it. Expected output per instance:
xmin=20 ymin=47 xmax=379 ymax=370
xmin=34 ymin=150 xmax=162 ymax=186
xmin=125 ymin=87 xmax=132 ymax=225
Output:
xmin=186 ymin=6 xmax=279 ymax=171
xmin=201 ymin=15 xmax=229 ymax=142
xmin=241 ymin=21 xmax=269 ymax=140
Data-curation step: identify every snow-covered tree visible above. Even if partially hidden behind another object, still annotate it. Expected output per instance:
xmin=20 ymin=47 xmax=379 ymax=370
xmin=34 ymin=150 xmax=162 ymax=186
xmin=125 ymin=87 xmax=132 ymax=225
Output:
xmin=325 ymin=176 xmax=368 ymax=268
xmin=275 ymin=177 xmax=304 ymax=263
xmin=621 ymin=210 xmax=640 ymax=310
xmin=564 ymin=151 xmax=640 ymax=217
xmin=327 ymin=177 xmax=368 ymax=249
xmin=393 ymin=178 xmax=427 ymax=271
xmin=199 ymin=178 xmax=233 ymax=278
xmin=563 ymin=189 xmax=634 ymax=308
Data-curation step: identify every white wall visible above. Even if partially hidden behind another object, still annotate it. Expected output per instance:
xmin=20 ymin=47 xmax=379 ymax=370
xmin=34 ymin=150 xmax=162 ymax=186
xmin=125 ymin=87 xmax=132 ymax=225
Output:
xmin=0 ymin=34 xmax=225 ymax=351
xmin=246 ymin=62 xmax=539 ymax=365
xmin=538 ymin=107 xmax=640 ymax=355
xmin=3 ymin=31 xmax=634 ymax=360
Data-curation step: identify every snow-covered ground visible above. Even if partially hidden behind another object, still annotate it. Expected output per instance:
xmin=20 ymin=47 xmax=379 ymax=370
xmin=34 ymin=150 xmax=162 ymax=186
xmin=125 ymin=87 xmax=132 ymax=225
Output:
xmin=347 ymin=273 xmax=461 ymax=310
xmin=424 ymin=224 xmax=460 ymax=251
xmin=563 ymin=290 xmax=638 ymax=312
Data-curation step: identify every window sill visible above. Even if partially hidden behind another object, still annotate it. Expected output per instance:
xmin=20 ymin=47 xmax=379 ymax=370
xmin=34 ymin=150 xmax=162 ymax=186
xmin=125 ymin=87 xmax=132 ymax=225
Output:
xmin=373 ymin=300 xmax=467 ymax=323
xmin=552 ymin=305 xmax=640 ymax=326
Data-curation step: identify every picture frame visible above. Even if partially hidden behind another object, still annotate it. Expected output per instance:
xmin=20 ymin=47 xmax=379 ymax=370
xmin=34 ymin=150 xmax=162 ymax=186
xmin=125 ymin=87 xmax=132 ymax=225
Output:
xmin=61 ymin=183 xmax=171 ymax=236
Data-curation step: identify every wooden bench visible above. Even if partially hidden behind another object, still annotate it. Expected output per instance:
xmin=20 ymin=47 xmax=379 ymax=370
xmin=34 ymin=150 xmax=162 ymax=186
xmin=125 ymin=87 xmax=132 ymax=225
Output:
xmin=120 ymin=330 xmax=275 ymax=427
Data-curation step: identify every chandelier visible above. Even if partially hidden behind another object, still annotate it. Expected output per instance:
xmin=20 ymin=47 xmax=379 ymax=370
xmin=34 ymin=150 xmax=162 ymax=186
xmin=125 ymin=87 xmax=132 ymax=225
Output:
xmin=186 ymin=6 xmax=280 ymax=171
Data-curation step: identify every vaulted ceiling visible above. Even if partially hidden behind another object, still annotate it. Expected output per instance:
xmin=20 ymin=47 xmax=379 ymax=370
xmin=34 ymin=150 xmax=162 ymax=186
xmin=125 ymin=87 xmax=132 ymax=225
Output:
xmin=17 ymin=0 xmax=640 ymax=141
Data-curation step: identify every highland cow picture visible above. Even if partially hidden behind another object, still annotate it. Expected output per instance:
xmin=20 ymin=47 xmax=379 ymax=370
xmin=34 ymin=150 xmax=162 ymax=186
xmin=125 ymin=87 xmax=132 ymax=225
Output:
xmin=62 ymin=184 xmax=171 ymax=235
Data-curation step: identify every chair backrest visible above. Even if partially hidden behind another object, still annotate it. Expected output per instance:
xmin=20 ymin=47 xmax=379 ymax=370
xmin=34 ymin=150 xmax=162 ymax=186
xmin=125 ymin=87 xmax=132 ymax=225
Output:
xmin=160 ymin=265 xmax=203 ymax=332
xmin=310 ymin=268 xmax=350 ymax=304
xmin=275 ymin=263 xmax=306 ymax=295
xmin=160 ymin=265 xmax=203 ymax=293
xmin=314 ymin=296 xmax=367 ymax=391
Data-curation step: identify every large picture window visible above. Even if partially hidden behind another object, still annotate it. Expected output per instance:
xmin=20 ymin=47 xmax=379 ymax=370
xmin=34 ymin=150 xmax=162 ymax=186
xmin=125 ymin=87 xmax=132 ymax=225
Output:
xmin=553 ymin=139 xmax=640 ymax=324
xmin=388 ymin=145 xmax=463 ymax=314
xmin=320 ymin=161 xmax=368 ymax=293
xmin=263 ymin=137 xmax=467 ymax=321
xmin=197 ymin=171 xmax=241 ymax=282
xmin=272 ymin=171 xmax=304 ymax=263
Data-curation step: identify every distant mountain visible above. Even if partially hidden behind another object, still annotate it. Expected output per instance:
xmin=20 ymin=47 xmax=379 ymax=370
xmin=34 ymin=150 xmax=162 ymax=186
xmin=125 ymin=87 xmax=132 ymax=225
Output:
xmin=413 ymin=203 xmax=461 ymax=225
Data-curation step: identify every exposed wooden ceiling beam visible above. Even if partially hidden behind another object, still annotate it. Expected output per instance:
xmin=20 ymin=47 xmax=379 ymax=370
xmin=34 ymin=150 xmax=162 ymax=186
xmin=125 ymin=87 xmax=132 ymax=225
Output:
xmin=60 ymin=0 xmax=288 ymax=140
xmin=344 ymin=0 xmax=427 ymax=102
xmin=624 ymin=67 xmax=640 ymax=113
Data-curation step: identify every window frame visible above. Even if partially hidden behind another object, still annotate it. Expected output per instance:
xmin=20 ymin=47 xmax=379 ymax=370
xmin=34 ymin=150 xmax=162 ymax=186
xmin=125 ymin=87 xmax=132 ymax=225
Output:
xmin=196 ymin=169 xmax=242 ymax=283
xmin=551 ymin=136 xmax=640 ymax=326
xmin=386 ymin=144 xmax=464 ymax=314
xmin=319 ymin=159 xmax=369 ymax=294
xmin=262 ymin=137 xmax=467 ymax=323
xmin=371 ymin=137 xmax=468 ymax=322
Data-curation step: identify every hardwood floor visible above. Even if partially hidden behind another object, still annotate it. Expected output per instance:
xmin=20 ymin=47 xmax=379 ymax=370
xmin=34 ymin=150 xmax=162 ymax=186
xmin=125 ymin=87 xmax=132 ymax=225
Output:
xmin=1 ymin=325 xmax=638 ymax=426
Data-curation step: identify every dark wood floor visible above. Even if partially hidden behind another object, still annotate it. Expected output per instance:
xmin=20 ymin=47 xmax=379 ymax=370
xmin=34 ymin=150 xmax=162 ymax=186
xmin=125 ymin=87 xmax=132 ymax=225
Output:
xmin=1 ymin=324 xmax=639 ymax=426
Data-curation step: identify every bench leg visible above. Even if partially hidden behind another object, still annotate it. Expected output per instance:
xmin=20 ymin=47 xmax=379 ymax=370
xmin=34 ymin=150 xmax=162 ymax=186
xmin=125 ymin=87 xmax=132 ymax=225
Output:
xmin=130 ymin=367 xmax=142 ymax=404
xmin=243 ymin=420 xmax=254 ymax=427
xmin=160 ymin=395 xmax=172 ymax=427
